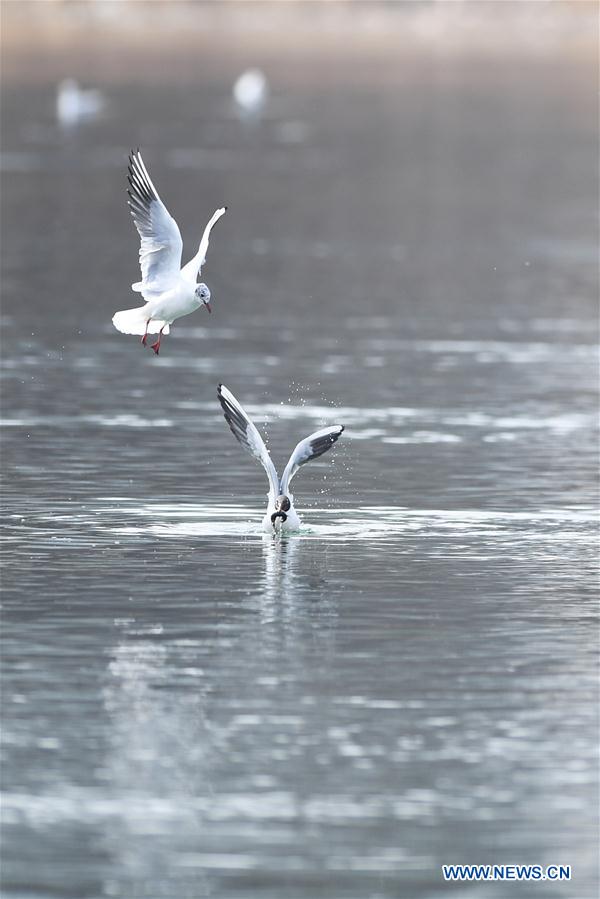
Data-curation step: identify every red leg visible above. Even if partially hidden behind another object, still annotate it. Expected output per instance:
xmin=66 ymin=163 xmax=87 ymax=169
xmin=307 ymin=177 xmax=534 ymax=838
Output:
xmin=150 ymin=326 xmax=165 ymax=355
xmin=141 ymin=319 xmax=150 ymax=347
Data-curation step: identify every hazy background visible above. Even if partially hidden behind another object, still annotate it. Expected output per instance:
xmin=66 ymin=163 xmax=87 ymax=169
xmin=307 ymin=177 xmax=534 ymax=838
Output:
xmin=1 ymin=2 xmax=598 ymax=898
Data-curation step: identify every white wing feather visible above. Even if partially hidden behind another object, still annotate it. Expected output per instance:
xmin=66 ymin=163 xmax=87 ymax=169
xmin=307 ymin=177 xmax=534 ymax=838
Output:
xmin=217 ymin=385 xmax=279 ymax=503
xmin=280 ymin=425 xmax=344 ymax=495
xmin=127 ymin=150 xmax=183 ymax=298
xmin=181 ymin=207 xmax=227 ymax=283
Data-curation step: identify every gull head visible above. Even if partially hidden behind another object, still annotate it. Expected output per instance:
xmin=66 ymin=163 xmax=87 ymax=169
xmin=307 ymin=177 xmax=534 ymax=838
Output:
xmin=195 ymin=283 xmax=212 ymax=313
xmin=271 ymin=495 xmax=291 ymax=527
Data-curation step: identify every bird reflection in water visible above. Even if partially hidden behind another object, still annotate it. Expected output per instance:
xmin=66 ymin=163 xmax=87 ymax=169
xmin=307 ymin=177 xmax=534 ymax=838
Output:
xmin=259 ymin=534 xmax=339 ymax=654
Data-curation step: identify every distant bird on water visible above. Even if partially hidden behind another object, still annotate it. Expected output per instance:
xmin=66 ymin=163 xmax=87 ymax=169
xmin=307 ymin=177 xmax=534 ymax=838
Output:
xmin=218 ymin=384 xmax=344 ymax=533
xmin=56 ymin=78 xmax=105 ymax=127
xmin=233 ymin=68 xmax=268 ymax=118
xmin=112 ymin=150 xmax=226 ymax=354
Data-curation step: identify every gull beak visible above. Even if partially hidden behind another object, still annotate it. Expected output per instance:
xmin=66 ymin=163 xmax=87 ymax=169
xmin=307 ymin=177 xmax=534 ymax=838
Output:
xmin=204 ymin=302 xmax=212 ymax=314
xmin=270 ymin=511 xmax=287 ymax=528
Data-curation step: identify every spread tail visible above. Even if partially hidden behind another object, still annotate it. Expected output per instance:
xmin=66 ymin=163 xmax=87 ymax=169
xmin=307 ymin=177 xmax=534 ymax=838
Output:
xmin=112 ymin=307 xmax=170 ymax=336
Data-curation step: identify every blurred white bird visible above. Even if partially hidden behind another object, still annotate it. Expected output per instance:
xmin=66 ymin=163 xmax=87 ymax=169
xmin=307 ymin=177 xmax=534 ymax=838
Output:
xmin=56 ymin=78 xmax=104 ymax=127
xmin=233 ymin=69 xmax=268 ymax=118
xmin=218 ymin=384 xmax=344 ymax=533
xmin=112 ymin=150 xmax=226 ymax=355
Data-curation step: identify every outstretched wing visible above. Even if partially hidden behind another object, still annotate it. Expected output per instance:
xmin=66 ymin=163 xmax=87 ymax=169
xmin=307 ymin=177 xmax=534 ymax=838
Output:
xmin=181 ymin=206 xmax=227 ymax=283
xmin=127 ymin=149 xmax=183 ymax=297
xmin=280 ymin=425 xmax=344 ymax=495
xmin=217 ymin=385 xmax=279 ymax=503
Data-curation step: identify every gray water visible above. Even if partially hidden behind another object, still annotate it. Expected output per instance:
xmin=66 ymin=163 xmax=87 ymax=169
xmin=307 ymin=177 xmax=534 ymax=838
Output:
xmin=1 ymin=48 xmax=599 ymax=899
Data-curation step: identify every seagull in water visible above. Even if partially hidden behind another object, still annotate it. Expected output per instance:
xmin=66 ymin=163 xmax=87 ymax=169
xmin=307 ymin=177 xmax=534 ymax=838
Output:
xmin=56 ymin=78 xmax=105 ymax=127
xmin=233 ymin=68 xmax=268 ymax=119
xmin=112 ymin=150 xmax=226 ymax=354
xmin=218 ymin=384 xmax=344 ymax=533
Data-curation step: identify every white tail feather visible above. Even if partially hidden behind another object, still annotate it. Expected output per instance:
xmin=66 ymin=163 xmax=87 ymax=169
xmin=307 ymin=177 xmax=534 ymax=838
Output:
xmin=112 ymin=307 xmax=170 ymax=336
xmin=131 ymin=281 xmax=144 ymax=292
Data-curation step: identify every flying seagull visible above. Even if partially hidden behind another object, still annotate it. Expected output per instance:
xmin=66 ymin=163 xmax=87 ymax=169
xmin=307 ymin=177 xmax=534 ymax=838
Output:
xmin=218 ymin=384 xmax=344 ymax=532
xmin=112 ymin=150 xmax=226 ymax=354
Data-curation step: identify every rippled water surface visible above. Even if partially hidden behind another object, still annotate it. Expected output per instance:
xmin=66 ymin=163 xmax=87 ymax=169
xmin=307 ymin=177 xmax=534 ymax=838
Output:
xmin=2 ymin=33 xmax=599 ymax=899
